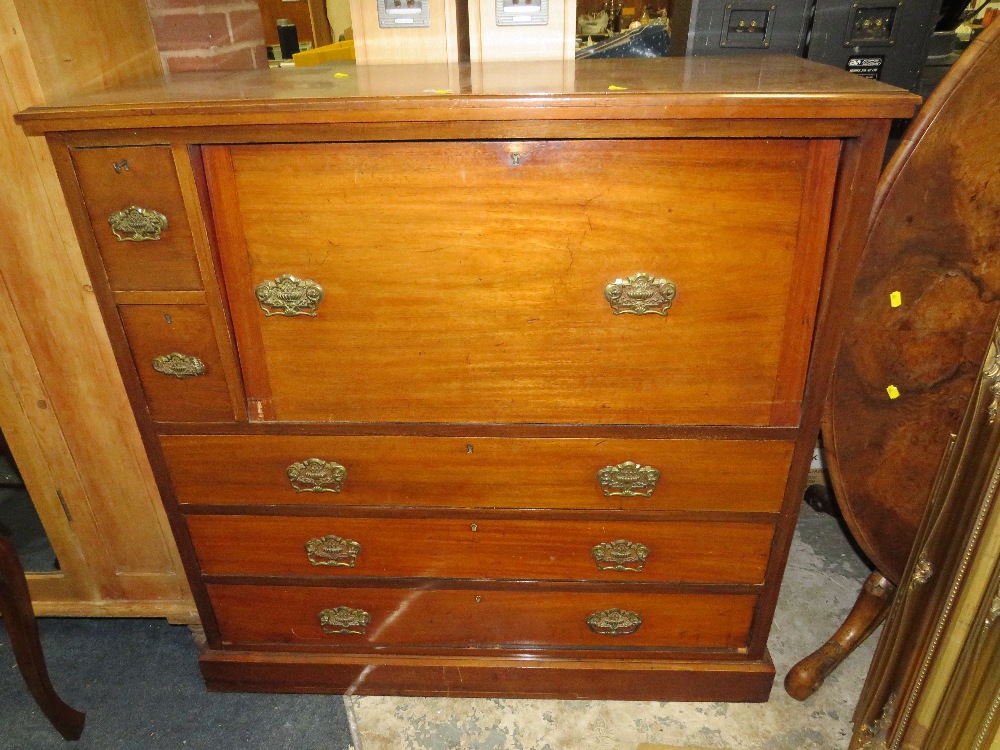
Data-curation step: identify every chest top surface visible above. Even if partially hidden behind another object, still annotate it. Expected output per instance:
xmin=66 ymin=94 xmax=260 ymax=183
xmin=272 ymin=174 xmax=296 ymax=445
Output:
xmin=16 ymin=57 xmax=918 ymax=134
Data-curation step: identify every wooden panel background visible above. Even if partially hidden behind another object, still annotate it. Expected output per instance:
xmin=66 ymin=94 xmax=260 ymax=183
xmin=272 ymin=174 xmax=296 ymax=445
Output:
xmin=349 ymin=0 xmax=460 ymax=63
xmin=468 ymin=0 xmax=577 ymax=63
xmin=0 ymin=0 xmax=193 ymax=618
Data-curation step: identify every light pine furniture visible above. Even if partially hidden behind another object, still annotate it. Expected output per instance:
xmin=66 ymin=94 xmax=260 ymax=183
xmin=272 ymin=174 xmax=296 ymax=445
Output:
xmin=0 ymin=0 xmax=194 ymax=620
xmin=348 ymin=0 xmax=460 ymax=63
xmin=17 ymin=57 xmax=916 ymax=701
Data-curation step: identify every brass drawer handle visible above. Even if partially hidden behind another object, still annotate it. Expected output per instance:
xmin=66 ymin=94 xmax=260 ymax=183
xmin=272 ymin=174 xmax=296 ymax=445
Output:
xmin=255 ymin=274 xmax=324 ymax=317
xmin=109 ymin=205 xmax=168 ymax=242
xmin=318 ymin=606 xmax=371 ymax=635
xmin=305 ymin=534 xmax=361 ymax=567
xmin=587 ymin=608 xmax=642 ymax=636
xmin=151 ymin=352 xmax=205 ymax=379
xmin=286 ymin=458 xmax=346 ymax=493
xmin=605 ymin=272 xmax=676 ymax=315
xmin=597 ymin=461 xmax=661 ymax=497
xmin=592 ymin=539 xmax=650 ymax=572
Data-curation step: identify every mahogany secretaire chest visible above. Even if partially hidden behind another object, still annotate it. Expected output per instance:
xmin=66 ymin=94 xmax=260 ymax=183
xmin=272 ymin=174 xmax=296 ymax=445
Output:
xmin=17 ymin=57 xmax=917 ymax=701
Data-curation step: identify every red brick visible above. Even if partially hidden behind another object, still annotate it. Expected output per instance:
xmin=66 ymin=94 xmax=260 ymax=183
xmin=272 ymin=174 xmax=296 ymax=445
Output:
xmin=250 ymin=43 xmax=269 ymax=69
xmin=165 ymin=46 xmax=256 ymax=72
xmin=228 ymin=8 xmax=265 ymax=45
xmin=146 ymin=0 xmax=212 ymax=9
xmin=152 ymin=12 xmax=231 ymax=51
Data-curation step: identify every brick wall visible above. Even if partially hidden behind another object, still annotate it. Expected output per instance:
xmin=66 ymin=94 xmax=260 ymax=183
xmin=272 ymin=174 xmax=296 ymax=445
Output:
xmin=147 ymin=0 xmax=268 ymax=73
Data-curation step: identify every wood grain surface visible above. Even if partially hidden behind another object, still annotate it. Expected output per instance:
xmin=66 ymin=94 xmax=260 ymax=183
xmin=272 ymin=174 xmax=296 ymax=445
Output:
xmin=161 ymin=434 xmax=793 ymax=512
xmin=71 ymin=146 xmax=203 ymax=291
xmin=349 ymin=0 xmax=459 ymax=64
xmin=468 ymin=0 xmax=576 ymax=63
xmin=118 ymin=304 xmax=242 ymax=423
xmin=199 ymin=648 xmax=775 ymax=700
xmin=823 ymin=26 xmax=1000 ymax=583
xmin=16 ymin=58 xmax=919 ymax=134
xmin=209 ymin=138 xmax=831 ymax=426
xmin=0 ymin=0 xmax=193 ymax=618
xmin=186 ymin=514 xmax=775 ymax=583
xmin=14 ymin=54 xmax=915 ymax=698
xmin=207 ymin=582 xmax=757 ymax=650
xmin=9 ymin=0 xmax=161 ymax=103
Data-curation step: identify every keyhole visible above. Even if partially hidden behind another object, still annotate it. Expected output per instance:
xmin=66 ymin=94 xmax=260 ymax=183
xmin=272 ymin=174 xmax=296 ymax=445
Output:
xmin=510 ymin=152 xmax=521 ymax=167
xmin=470 ymin=523 xmax=478 ymax=532
xmin=467 ymin=444 xmax=474 ymax=454
xmin=113 ymin=159 xmax=130 ymax=173
xmin=164 ymin=314 xmax=173 ymax=325
xmin=475 ymin=595 xmax=482 ymax=603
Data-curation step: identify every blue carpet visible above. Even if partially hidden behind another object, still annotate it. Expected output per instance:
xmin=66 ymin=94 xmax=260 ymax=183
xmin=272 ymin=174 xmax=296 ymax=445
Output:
xmin=0 ymin=618 xmax=353 ymax=750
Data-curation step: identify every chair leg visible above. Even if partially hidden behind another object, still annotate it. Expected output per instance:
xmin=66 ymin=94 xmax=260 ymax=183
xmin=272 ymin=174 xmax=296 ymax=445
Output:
xmin=784 ymin=571 xmax=895 ymax=701
xmin=0 ymin=536 xmax=85 ymax=740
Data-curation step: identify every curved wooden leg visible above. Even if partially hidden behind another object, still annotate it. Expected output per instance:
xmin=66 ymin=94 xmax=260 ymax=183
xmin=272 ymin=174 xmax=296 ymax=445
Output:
xmin=784 ymin=571 xmax=895 ymax=701
xmin=0 ymin=536 xmax=85 ymax=740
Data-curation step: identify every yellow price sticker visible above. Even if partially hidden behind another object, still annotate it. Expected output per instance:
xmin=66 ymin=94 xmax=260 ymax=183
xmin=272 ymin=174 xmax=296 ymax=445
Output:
xmin=890 ymin=291 xmax=902 ymax=308
xmin=334 ymin=72 xmax=349 ymax=79
xmin=435 ymin=89 xmax=454 ymax=94
xmin=886 ymin=385 xmax=900 ymax=400
xmin=608 ymin=85 xmax=628 ymax=91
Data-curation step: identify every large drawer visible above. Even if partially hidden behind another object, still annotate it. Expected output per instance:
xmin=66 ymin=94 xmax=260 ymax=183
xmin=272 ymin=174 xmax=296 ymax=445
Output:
xmin=72 ymin=146 xmax=203 ymax=291
xmin=207 ymin=583 xmax=757 ymax=651
xmin=186 ymin=514 xmax=774 ymax=584
xmin=205 ymin=139 xmax=838 ymax=426
xmin=161 ymin=435 xmax=793 ymax=513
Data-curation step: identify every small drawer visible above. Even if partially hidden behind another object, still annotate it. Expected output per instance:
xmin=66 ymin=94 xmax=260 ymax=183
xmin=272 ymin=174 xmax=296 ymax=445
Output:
xmin=207 ymin=583 xmax=756 ymax=651
xmin=119 ymin=305 xmax=238 ymax=422
xmin=161 ymin=435 xmax=793 ymax=513
xmin=72 ymin=146 xmax=202 ymax=291
xmin=186 ymin=514 xmax=775 ymax=584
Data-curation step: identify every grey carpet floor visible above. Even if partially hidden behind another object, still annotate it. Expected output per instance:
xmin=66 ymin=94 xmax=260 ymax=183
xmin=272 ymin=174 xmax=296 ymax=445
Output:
xmin=0 ymin=618 xmax=354 ymax=750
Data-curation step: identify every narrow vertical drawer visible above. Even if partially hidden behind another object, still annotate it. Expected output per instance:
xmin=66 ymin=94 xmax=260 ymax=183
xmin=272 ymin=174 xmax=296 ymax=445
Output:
xmin=72 ymin=146 xmax=203 ymax=291
xmin=119 ymin=305 xmax=239 ymax=422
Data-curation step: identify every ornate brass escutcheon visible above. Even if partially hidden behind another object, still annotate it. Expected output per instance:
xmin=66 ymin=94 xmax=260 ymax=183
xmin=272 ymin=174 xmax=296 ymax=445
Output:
xmin=108 ymin=205 xmax=168 ymax=241
xmin=318 ymin=606 xmax=372 ymax=635
xmin=586 ymin=607 xmax=642 ymax=636
xmin=286 ymin=458 xmax=346 ymax=493
xmin=604 ymin=272 xmax=677 ymax=315
xmin=985 ymin=590 xmax=1000 ymax=631
xmin=305 ymin=534 xmax=362 ymax=567
xmin=983 ymin=339 xmax=1000 ymax=424
xmin=857 ymin=693 xmax=896 ymax=750
xmin=591 ymin=539 xmax=650 ymax=572
xmin=597 ymin=461 xmax=661 ymax=497
xmin=151 ymin=352 xmax=206 ymax=379
xmin=255 ymin=274 xmax=324 ymax=317
xmin=909 ymin=552 xmax=934 ymax=590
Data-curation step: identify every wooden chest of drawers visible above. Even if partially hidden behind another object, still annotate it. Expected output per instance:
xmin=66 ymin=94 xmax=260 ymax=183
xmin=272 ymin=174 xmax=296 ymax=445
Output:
xmin=18 ymin=57 xmax=917 ymax=702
